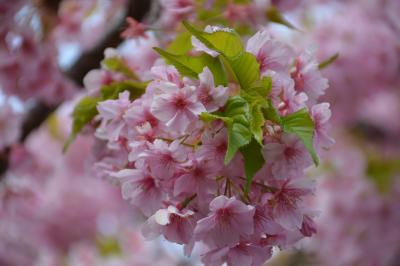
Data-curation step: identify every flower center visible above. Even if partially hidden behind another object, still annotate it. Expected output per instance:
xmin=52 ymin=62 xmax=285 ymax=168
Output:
xmin=141 ymin=177 xmax=155 ymax=191
xmin=173 ymin=95 xmax=188 ymax=110
xmin=216 ymin=142 xmax=227 ymax=154
xmin=216 ymin=208 xmax=232 ymax=222
xmin=284 ymin=147 xmax=297 ymax=159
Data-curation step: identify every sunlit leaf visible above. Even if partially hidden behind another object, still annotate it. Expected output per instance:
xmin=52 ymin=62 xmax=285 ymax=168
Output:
xmin=281 ymin=108 xmax=319 ymax=165
xmin=154 ymin=48 xmax=227 ymax=85
xmin=102 ymin=57 xmax=138 ymax=80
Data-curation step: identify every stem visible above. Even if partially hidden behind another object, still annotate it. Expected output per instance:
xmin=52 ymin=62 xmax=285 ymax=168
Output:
xmin=157 ymin=137 xmax=195 ymax=148
xmin=237 ymin=176 xmax=278 ymax=193
xmin=178 ymin=194 xmax=197 ymax=210
xmin=224 ymin=178 xmax=230 ymax=196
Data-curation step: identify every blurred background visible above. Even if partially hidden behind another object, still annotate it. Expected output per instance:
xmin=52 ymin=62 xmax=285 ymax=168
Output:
xmin=1 ymin=0 xmax=399 ymax=265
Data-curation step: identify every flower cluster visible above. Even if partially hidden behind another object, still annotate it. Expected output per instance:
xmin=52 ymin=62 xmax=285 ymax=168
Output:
xmin=144 ymin=0 xmax=303 ymax=34
xmin=0 ymin=20 xmax=76 ymax=104
xmin=81 ymin=23 xmax=332 ymax=266
xmin=51 ymin=0 xmax=127 ymax=51
xmin=0 ymin=100 xmax=192 ymax=266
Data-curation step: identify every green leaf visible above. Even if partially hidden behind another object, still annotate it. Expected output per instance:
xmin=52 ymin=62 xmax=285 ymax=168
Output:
xmin=249 ymin=102 xmax=265 ymax=144
xmin=247 ymin=76 xmax=272 ymax=98
xmin=200 ymin=96 xmax=265 ymax=195
xmin=64 ymin=96 xmax=101 ymax=152
xmin=281 ymin=108 xmax=318 ymax=165
xmin=266 ymin=5 xmax=297 ymax=30
xmin=240 ymin=138 xmax=265 ymax=195
xmin=262 ymin=100 xmax=282 ymax=124
xmin=318 ymin=53 xmax=339 ymax=69
xmin=200 ymin=112 xmax=230 ymax=123
xmin=154 ymin=47 xmax=198 ymax=77
xmin=102 ymin=57 xmax=138 ymax=80
xmin=226 ymin=52 xmax=260 ymax=90
xmin=183 ymin=21 xmax=243 ymax=58
xmin=182 ymin=22 xmax=261 ymax=90
xmin=100 ymin=80 xmax=147 ymax=100
xmin=166 ymin=30 xmax=193 ymax=55
xmin=223 ymin=97 xmax=253 ymax=165
xmin=200 ymin=96 xmax=252 ymax=165
xmin=226 ymin=120 xmax=252 ymax=164
xmin=154 ymin=48 xmax=227 ymax=85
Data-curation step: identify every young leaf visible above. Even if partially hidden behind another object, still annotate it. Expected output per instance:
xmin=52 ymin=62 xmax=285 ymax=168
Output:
xmin=166 ymin=30 xmax=193 ymax=55
xmin=183 ymin=21 xmax=243 ymax=58
xmin=281 ymin=108 xmax=319 ymax=165
xmin=249 ymin=102 xmax=265 ymax=144
xmin=266 ymin=5 xmax=298 ymax=30
xmin=200 ymin=96 xmax=252 ymax=165
xmin=240 ymin=138 xmax=265 ymax=195
xmin=182 ymin=22 xmax=261 ymax=89
xmin=102 ymin=57 xmax=138 ymax=80
xmin=263 ymin=99 xmax=282 ymax=124
xmin=226 ymin=52 xmax=260 ymax=90
xmin=249 ymin=76 xmax=272 ymax=98
xmin=64 ymin=96 xmax=101 ymax=152
xmin=154 ymin=48 xmax=227 ymax=85
xmin=100 ymin=80 xmax=147 ymax=100
xmin=200 ymin=112 xmax=230 ymax=123
xmin=223 ymin=96 xmax=252 ymax=164
xmin=154 ymin=47 xmax=198 ymax=77
xmin=318 ymin=53 xmax=339 ymax=69
xmin=226 ymin=120 xmax=252 ymax=164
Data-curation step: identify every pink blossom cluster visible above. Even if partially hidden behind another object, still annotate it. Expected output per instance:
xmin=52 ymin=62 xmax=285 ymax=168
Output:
xmin=51 ymin=0 xmax=127 ymax=51
xmin=307 ymin=4 xmax=400 ymax=125
xmin=309 ymin=143 xmax=400 ymax=266
xmin=152 ymin=0 xmax=304 ymax=32
xmin=0 ymin=100 xmax=191 ymax=266
xmin=301 ymin=0 xmax=400 ymax=151
xmin=88 ymin=27 xmax=332 ymax=265
xmin=0 ymin=25 xmax=76 ymax=104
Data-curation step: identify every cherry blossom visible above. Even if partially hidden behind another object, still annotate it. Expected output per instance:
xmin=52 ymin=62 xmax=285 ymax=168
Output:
xmin=142 ymin=205 xmax=196 ymax=244
xmin=150 ymin=82 xmax=206 ymax=133
xmin=65 ymin=18 xmax=331 ymax=266
xmin=311 ymin=102 xmax=334 ymax=149
xmin=264 ymin=134 xmax=312 ymax=179
xmin=196 ymin=67 xmax=230 ymax=112
xmin=246 ymin=30 xmax=294 ymax=74
xmin=194 ymin=196 xmax=255 ymax=248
